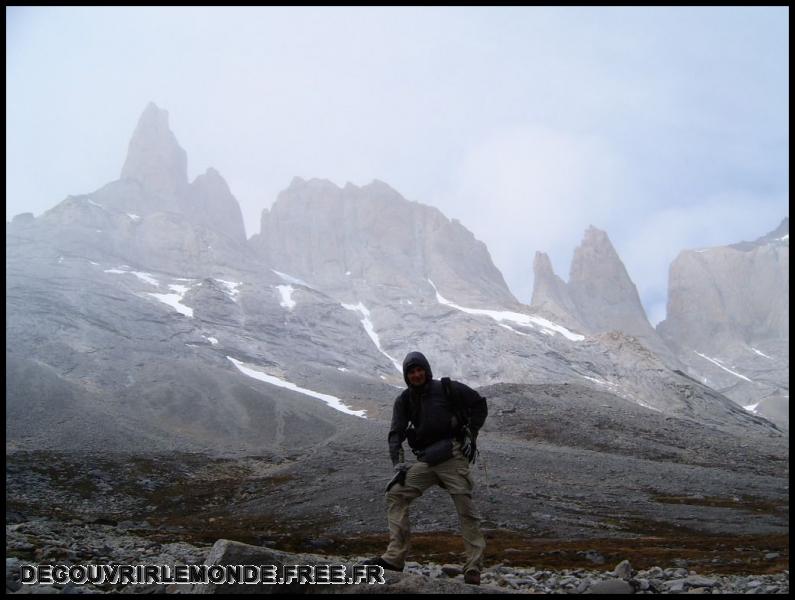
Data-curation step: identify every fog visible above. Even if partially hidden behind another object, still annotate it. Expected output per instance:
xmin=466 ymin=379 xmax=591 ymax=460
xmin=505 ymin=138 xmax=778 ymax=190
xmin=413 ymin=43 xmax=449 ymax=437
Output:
xmin=6 ymin=6 xmax=789 ymax=325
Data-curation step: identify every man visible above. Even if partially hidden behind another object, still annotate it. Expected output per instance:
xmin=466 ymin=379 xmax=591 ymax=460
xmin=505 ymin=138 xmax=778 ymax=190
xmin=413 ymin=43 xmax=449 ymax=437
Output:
xmin=363 ymin=351 xmax=488 ymax=585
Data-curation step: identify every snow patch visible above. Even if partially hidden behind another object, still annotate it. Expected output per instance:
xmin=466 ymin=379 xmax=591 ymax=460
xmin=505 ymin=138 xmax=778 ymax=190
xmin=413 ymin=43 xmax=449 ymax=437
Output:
xmin=341 ymin=302 xmax=402 ymax=373
xmin=104 ymin=267 xmax=160 ymax=287
xmin=146 ymin=291 xmax=193 ymax=317
xmin=144 ymin=281 xmax=195 ymax=317
xmin=581 ymin=375 xmax=610 ymax=386
xmin=132 ymin=272 xmax=160 ymax=287
xmin=272 ymin=269 xmax=312 ymax=288
xmin=428 ymin=279 xmax=584 ymax=342
xmin=743 ymin=402 xmax=760 ymax=413
xmin=168 ymin=284 xmax=190 ymax=295
xmin=127 ymin=213 xmax=141 ymax=221
xmin=750 ymin=347 xmax=774 ymax=360
xmin=227 ymin=356 xmax=366 ymax=418
xmin=694 ymin=352 xmax=753 ymax=382
xmin=499 ymin=323 xmax=530 ymax=337
xmin=276 ymin=285 xmax=296 ymax=310
xmin=215 ymin=279 xmax=242 ymax=302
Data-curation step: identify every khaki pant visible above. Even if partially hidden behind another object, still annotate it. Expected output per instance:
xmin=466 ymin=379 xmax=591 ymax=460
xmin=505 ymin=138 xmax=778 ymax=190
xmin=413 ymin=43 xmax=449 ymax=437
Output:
xmin=382 ymin=440 xmax=486 ymax=573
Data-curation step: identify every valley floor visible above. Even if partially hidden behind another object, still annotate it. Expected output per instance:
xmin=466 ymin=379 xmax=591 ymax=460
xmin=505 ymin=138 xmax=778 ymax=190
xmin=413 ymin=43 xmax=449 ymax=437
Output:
xmin=5 ymin=448 xmax=789 ymax=593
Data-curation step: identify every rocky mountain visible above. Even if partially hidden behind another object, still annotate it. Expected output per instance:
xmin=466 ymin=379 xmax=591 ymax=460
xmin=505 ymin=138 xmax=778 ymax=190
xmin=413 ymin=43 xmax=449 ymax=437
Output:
xmin=249 ymin=176 xmax=519 ymax=309
xmin=7 ymin=103 xmax=784 ymax=459
xmin=5 ymin=104 xmax=788 ymax=585
xmin=120 ymin=101 xmax=189 ymax=203
xmin=657 ymin=219 xmax=789 ymax=428
xmin=528 ymin=251 xmax=584 ymax=331
xmin=530 ymin=226 xmax=680 ymax=368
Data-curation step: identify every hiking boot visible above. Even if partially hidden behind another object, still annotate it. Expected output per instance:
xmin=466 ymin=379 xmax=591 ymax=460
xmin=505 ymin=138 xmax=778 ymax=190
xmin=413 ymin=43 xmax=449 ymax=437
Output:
xmin=360 ymin=557 xmax=403 ymax=572
xmin=464 ymin=570 xmax=481 ymax=585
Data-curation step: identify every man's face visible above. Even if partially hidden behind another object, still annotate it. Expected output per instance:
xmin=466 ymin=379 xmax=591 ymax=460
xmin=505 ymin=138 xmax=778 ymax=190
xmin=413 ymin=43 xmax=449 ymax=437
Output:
xmin=407 ymin=365 xmax=427 ymax=387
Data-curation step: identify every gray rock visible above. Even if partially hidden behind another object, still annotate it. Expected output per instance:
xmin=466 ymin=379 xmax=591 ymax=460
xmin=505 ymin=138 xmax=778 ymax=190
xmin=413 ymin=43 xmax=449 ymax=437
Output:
xmin=612 ymin=559 xmax=633 ymax=580
xmin=583 ymin=550 xmax=606 ymax=565
xmin=441 ymin=565 xmax=463 ymax=577
xmin=566 ymin=226 xmax=680 ymax=367
xmin=120 ymin=102 xmax=188 ymax=202
xmin=586 ymin=578 xmax=635 ymax=594
xmin=642 ymin=567 xmax=664 ymax=578
xmin=529 ymin=251 xmax=585 ymax=332
xmin=686 ymin=575 xmax=717 ymax=588
xmin=6 ymin=557 xmax=22 ymax=592
xmin=189 ymin=539 xmax=506 ymax=594
xmin=657 ymin=218 xmax=789 ymax=429
xmin=665 ymin=578 xmax=688 ymax=593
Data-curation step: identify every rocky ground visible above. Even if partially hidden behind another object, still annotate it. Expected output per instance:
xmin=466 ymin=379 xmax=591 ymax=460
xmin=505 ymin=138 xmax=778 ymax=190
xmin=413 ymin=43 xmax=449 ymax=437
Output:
xmin=5 ymin=517 xmax=789 ymax=594
xmin=5 ymin=383 xmax=789 ymax=595
xmin=5 ymin=414 xmax=789 ymax=594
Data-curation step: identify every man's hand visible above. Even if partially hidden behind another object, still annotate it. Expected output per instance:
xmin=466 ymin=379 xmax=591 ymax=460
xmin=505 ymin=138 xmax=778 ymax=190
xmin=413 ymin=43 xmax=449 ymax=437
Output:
xmin=393 ymin=462 xmax=410 ymax=472
xmin=461 ymin=428 xmax=478 ymax=463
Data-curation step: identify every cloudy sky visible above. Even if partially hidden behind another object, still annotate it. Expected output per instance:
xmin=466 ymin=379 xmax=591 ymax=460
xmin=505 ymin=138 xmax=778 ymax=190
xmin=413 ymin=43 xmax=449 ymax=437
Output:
xmin=6 ymin=6 xmax=789 ymax=325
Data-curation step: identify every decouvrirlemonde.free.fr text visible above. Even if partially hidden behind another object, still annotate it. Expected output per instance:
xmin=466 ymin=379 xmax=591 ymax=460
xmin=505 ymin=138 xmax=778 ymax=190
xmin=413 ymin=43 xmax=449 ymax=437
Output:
xmin=21 ymin=563 xmax=385 ymax=585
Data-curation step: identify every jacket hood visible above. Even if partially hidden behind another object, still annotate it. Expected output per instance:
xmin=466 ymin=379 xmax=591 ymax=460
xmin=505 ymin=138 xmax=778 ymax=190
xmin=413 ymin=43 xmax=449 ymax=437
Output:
xmin=403 ymin=351 xmax=433 ymax=387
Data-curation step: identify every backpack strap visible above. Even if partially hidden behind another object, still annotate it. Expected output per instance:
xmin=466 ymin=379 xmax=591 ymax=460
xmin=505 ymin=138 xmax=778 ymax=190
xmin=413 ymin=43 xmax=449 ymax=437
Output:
xmin=441 ymin=377 xmax=470 ymax=429
xmin=442 ymin=377 xmax=479 ymax=464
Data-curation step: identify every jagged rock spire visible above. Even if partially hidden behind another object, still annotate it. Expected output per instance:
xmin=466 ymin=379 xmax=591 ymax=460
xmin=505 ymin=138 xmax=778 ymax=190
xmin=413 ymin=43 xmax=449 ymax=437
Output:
xmin=568 ymin=226 xmax=648 ymax=332
xmin=530 ymin=251 xmax=583 ymax=330
xmin=120 ymin=102 xmax=188 ymax=199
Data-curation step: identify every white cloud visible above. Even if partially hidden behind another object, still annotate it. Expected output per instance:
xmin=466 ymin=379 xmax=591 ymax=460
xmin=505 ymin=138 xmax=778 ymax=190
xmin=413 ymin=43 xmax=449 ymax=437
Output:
xmin=6 ymin=7 xmax=788 ymax=324
xmin=435 ymin=125 xmax=629 ymax=304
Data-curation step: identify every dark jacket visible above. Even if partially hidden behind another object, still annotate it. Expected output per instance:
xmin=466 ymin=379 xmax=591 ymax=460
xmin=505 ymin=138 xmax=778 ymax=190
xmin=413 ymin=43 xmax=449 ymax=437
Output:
xmin=388 ymin=351 xmax=488 ymax=465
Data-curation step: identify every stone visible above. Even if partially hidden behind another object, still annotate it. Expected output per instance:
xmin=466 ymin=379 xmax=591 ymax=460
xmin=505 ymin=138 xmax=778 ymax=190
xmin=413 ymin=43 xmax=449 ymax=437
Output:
xmin=586 ymin=578 xmax=635 ymax=594
xmin=441 ymin=565 xmax=463 ymax=577
xmin=612 ymin=559 xmax=633 ymax=580
xmin=685 ymin=575 xmax=717 ymax=588
xmin=189 ymin=539 xmax=506 ymax=594
xmin=666 ymin=579 xmax=688 ymax=593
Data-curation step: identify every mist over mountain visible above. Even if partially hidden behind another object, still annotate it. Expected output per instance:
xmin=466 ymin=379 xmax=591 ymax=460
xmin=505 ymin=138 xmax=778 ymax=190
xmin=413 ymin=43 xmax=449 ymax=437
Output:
xmin=6 ymin=103 xmax=788 ymax=456
xmin=5 ymin=106 xmax=788 ymax=582
xmin=530 ymin=226 xmax=681 ymax=368
xmin=657 ymin=218 xmax=789 ymax=427
xmin=250 ymin=175 xmax=518 ymax=310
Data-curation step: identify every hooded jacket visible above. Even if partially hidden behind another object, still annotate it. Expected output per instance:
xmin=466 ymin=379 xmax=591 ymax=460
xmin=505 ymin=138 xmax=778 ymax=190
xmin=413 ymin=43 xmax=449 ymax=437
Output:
xmin=388 ymin=351 xmax=488 ymax=466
